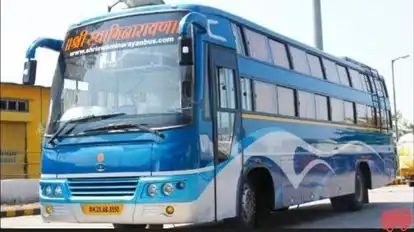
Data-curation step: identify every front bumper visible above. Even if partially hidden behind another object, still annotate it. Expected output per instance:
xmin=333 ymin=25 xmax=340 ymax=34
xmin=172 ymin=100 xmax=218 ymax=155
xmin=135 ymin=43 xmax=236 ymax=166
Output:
xmin=41 ymin=202 xmax=197 ymax=224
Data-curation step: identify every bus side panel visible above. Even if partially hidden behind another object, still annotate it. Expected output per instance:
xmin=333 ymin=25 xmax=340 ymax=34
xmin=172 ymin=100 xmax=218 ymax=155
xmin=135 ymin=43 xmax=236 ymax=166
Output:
xmin=241 ymin=116 xmax=392 ymax=208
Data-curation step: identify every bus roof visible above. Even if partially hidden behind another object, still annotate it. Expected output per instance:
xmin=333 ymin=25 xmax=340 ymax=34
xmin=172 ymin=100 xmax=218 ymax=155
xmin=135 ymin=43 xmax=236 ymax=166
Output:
xmin=69 ymin=3 xmax=381 ymax=78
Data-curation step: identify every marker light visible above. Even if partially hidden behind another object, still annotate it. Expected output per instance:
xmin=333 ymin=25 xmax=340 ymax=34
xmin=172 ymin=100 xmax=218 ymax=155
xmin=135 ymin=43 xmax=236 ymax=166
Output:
xmin=147 ymin=184 xmax=157 ymax=197
xmin=45 ymin=205 xmax=53 ymax=215
xmin=45 ymin=186 xmax=52 ymax=195
xmin=54 ymin=186 xmax=63 ymax=196
xmin=162 ymin=183 xmax=174 ymax=196
xmin=165 ymin=205 xmax=174 ymax=215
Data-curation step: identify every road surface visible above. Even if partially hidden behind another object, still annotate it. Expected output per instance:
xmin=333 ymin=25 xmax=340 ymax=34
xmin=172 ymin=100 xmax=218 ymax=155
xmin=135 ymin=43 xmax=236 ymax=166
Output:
xmin=1 ymin=185 xmax=413 ymax=229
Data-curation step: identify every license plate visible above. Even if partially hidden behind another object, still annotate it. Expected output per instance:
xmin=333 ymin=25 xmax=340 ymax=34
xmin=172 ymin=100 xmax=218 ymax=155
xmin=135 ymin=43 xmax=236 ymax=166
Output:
xmin=81 ymin=204 xmax=124 ymax=215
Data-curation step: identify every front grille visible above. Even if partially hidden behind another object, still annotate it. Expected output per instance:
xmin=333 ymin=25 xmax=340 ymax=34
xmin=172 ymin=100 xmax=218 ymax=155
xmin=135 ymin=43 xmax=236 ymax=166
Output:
xmin=67 ymin=177 xmax=139 ymax=197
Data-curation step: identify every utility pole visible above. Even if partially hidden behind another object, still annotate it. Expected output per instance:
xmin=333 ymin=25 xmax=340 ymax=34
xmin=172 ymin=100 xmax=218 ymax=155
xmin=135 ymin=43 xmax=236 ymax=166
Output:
xmin=313 ymin=0 xmax=323 ymax=50
xmin=391 ymin=55 xmax=410 ymax=142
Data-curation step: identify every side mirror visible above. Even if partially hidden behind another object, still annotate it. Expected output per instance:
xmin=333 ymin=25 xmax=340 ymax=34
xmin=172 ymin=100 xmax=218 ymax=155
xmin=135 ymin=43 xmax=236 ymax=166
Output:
xmin=178 ymin=36 xmax=194 ymax=66
xmin=22 ymin=59 xmax=37 ymax=85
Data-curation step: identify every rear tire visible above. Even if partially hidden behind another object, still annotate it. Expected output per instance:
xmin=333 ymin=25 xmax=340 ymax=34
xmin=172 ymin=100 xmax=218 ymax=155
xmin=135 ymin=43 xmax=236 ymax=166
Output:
xmin=330 ymin=168 xmax=367 ymax=211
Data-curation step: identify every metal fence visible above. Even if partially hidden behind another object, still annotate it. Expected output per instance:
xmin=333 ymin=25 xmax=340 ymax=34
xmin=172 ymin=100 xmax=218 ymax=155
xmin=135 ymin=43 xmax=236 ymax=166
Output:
xmin=0 ymin=151 xmax=41 ymax=179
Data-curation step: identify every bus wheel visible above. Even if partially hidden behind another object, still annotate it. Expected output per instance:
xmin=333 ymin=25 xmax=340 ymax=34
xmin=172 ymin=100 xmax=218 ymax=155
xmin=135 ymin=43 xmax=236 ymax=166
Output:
xmin=113 ymin=224 xmax=147 ymax=231
xmin=330 ymin=168 xmax=366 ymax=211
xmin=224 ymin=181 xmax=258 ymax=229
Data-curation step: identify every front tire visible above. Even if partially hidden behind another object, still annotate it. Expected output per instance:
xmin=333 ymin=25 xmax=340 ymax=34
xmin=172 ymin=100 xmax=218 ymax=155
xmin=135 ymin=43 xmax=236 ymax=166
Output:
xmin=330 ymin=168 xmax=367 ymax=211
xmin=225 ymin=178 xmax=271 ymax=229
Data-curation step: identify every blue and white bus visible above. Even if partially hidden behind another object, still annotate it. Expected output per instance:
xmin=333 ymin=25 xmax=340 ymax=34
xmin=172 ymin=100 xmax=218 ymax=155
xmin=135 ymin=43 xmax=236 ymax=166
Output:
xmin=22 ymin=1 xmax=396 ymax=230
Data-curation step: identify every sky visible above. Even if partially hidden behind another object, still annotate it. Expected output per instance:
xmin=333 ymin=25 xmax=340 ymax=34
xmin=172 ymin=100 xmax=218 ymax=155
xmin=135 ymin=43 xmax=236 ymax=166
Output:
xmin=1 ymin=0 xmax=413 ymax=122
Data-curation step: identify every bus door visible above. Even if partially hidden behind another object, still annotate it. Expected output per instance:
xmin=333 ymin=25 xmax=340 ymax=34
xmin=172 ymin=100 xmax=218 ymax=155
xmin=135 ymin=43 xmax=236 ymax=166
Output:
xmin=208 ymin=44 xmax=243 ymax=221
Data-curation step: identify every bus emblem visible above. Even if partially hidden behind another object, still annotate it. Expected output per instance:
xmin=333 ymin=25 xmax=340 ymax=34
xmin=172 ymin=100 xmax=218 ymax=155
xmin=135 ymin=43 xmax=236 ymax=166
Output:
xmin=97 ymin=153 xmax=105 ymax=163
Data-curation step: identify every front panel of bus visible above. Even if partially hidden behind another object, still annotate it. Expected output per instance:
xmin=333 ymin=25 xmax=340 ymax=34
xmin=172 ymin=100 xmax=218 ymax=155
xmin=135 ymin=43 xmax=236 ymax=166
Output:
xmin=39 ymin=11 xmax=207 ymax=224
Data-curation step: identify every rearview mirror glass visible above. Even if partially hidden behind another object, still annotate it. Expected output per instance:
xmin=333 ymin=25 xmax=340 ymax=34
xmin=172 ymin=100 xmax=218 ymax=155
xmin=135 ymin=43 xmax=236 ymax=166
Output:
xmin=22 ymin=59 xmax=37 ymax=85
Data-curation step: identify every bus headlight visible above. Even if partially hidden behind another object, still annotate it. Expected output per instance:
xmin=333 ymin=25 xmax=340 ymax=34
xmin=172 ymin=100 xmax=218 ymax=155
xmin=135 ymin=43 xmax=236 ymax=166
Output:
xmin=45 ymin=186 xmax=52 ymax=196
xmin=147 ymin=184 xmax=157 ymax=197
xmin=54 ymin=185 xmax=63 ymax=196
xmin=162 ymin=183 xmax=174 ymax=196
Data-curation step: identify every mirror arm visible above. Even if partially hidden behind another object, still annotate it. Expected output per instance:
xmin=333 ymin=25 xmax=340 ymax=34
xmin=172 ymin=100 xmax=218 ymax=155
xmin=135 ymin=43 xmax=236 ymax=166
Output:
xmin=25 ymin=38 xmax=63 ymax=60
xmin=179 ymin=12 xmax=208 ymax=37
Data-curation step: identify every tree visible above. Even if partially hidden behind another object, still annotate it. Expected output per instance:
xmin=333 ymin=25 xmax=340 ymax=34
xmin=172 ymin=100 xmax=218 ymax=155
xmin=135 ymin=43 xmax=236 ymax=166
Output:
xmin=392 ymin=111 xmax=414 ymax=142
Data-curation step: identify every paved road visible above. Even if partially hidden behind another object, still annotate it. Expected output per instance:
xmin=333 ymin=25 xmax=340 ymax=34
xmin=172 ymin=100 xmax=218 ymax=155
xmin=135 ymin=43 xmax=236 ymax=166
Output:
xmin=1 ymin=185 xmax=413 ymax=229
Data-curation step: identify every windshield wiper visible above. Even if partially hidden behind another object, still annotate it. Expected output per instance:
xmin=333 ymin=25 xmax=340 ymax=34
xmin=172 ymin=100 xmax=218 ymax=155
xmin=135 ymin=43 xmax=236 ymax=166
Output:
xmin=48 ymin=113 xmax=126 ymax=146
xmin=83 ymin=123 xmax=165 ymax=140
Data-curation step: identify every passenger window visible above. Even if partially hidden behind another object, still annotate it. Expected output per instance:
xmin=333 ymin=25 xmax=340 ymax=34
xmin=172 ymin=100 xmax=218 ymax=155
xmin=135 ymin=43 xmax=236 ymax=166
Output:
xmin=307 ymin=54 xmax=324 ymax=79
xmin=244 ymin=29 xmax=270 ymax=62
xmin=356 ymin=104 xmax=368 ymax=126
xmin=381 ymin=109 xmax=388 ymax=129
xmin=315 ymin=94 xmax=329 ymax=120
xmin=331 ymin=98 xmax=345 ymax=122
xmin=217 ymin=67 xmax=236 ymax=109
xmin=363 ymin=74 xmax=372 ymax=93
xmin=298 ymin=91 xmax=316 ymax=119
xmin=375 ymin=79 xmax=384 ymax=96
xmin=367 ymin=106 xmax=376 ymax=127
xmin=358 ymin=73 xmax=368 ymax=92
xmin=277 ymin=86 xmax=296 ymax=116
xmin=336 ymin=65 xmax=351 ymax=86
xmin=349 ymin=69 xmax=362 ymax=90
xmin=231 ymin=23 xmax=246 ymax=55
xmin=289 ymin=46 xmax=311 ymax=75
xmin=376 ymin=108 xmax=381 ymax=128
xmin=323 ymin=59 xmax=340 ymax=83
xmin=240 ymin=77 xmax=253 ymax=111
xmin=380 ymin=79 xmax=389 ymax=97
xmin=254 ymin=81 xmax=278 ymax=114
xmin=344 ymin=101 xmax=355 ymax=124
xmin=269 ymin=40 xmax=290 ymax=69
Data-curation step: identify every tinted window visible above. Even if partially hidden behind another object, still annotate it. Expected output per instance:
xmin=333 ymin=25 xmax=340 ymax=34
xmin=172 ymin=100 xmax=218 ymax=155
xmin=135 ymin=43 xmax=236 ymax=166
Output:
xmin=375 ymin=79 xmax=384 ymax=96
xmin=331 ymin=98 xmax=345 ymax=122
xmin=277 ymin=86 xmax=296 ymax=116
xmin=367 ymin=106 xmax=376 ymax=127
xmin=269 ymin=40 xmax=290 ymax=68
xmin=337 ymin=65 xmax=351 ymax=86
xmin=359 ymin=73 xmax=368 ymax=92
xmin=254 ymin=81 xmax=278 ymax=114
xmin=344 ymin=101 xmax=355 ymax=124
xmin=376 ymin=108 xmax=381 ymax=128
xmin=323 ymin=59 xmax=340 ymax=83
xmin=315 ymin=95 xmax=329 ymax=120
xmin=307 ymin=54 xmax=324 ymax=79
xmin=356 ymin=103 xmax=368 ymax=126
xmin=240 ymin=77 xmax=253 ymax=111
xmin=217 ymin=68 xmax=236 ymax=109
xmin=298 ymin=91 xmax=316 ymax=119
xmin=381 ymin=109 xmax=388 ymax=129
xmin=244 ymin=29 xmax=270 ymax=62
xmin=231 ymin=23 xmax=246 ymax=55
xmin=363 ymin=74 xmax=372 ymax=93
xmin=289 ymin=46 xmax=311 ymax=75
xmin=349 ymin=69 xmax=362 ymax=90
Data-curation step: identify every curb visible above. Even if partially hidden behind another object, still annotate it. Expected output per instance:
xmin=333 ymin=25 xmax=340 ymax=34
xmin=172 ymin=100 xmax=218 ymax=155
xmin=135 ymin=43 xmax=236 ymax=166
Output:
xmin=0 ymin=207 xmax=40 ymax=218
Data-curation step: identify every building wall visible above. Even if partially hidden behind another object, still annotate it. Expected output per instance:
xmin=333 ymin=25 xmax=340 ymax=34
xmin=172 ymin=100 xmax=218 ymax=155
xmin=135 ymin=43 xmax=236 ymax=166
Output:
xmin=0 ymin=82 xmax=50 ymax=179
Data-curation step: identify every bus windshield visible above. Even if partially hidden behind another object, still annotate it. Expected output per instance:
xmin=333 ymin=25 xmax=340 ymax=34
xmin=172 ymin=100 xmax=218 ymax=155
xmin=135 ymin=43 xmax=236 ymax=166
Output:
xmin=46 ymin=12 xmax=193 ymax=135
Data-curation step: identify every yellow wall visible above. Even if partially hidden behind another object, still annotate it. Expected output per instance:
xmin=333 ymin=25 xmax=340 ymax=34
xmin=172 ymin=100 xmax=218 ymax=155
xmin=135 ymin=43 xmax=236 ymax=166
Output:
xmin=0 ymin=82 xmax=50 ymax=179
